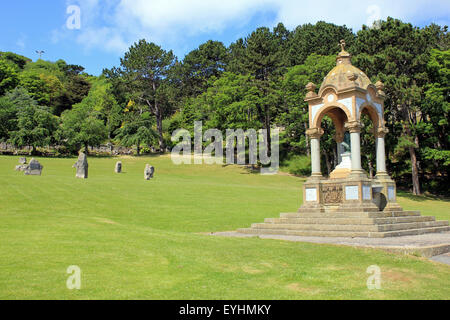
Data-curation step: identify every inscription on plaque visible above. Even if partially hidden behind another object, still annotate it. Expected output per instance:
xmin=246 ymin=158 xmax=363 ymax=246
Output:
xmin=345 ymin=185 xmax=359 ymax=200
xmin=363 ymin=185 xmax=371 ymax=200
xmin=305 ymin=188 xmax=317 ymax=202
xmin=388 ymin=186 xmax=395 ymax=200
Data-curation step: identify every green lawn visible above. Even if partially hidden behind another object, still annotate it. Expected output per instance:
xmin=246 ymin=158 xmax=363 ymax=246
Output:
xmin=0 ymin=155 xmax=449 ymax=300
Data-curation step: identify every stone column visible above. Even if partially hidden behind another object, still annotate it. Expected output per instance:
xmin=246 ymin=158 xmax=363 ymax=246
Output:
xmin=306 ymin=128 xmax=324 ymax=177
xmin=376 ymin=128 xmax=389 ymax=176
xmin=345 ymin=121 xmax=363 ymax=173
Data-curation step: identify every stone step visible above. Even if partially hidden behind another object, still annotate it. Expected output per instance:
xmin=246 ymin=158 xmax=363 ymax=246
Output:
xmin=238 ymin=227 xmax=375 ymax=238
xmin=252 ymin=222 xmax=380 ymax=232
xmin=380 ymin=226 xmax=450 ymax=237
xmin=280 ymin=211 xmax=421 ymax=219
xmin=265 ymin=216 xmax=436 ymax=225
xmin=237 ymin=226 xmax=450 ymax=238
xmin=377 ymin=220 xmax=449 ymax=232
xmin=251 ymin=220 xmax=448 ymax=233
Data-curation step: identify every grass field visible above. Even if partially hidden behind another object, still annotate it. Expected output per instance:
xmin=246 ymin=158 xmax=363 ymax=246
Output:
xmin=0 ymin=155 xmax=449 ymax=300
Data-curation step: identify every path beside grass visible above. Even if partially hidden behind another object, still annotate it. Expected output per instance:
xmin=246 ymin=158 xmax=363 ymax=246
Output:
xmin=0 ymin=155 xmax=449 ymax=299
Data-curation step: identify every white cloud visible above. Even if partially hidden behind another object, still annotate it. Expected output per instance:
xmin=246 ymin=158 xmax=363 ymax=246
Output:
xmin=54 ymin=0 xmax=449 ymax=55
xmin=116 ymin=0 xmax=275 ymax=35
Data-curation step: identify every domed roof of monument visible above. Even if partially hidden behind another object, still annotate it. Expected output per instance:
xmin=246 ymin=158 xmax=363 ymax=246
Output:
xmin=319 ymin=40 xmax=372 ymax=94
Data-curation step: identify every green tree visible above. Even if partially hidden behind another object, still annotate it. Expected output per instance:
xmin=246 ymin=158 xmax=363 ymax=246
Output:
xmin=55 ymin=61 xmax=91 ymax=115
xmin=82 ymin=77 xmax=121 ymax=139
xmin=354 ymin=18 xmax=448 ymax=194
xmin=180 ymin=72 xmax=261 ymax=132
xmin=240 ymin=27 xmax=284 ymax=151
xmin=0 ymin=59 xmax=19 ymax=95
xmin=0 ymin=52 xmax=31 ymax=69
xmin=6 ymin=88 xmax=58 ymax=154
xmin=180 ymin=40 xmax=229 ymax=97
xmin=58 ymin=95 xmax=108 ymax=154
xmin=115 ymin=110 xmax=157 ymax=156
xmin=0 ymin=95 xmax=17 ymax=141
xmin=118 ymin=40 xmax=177 ymax=150
xmin=419 ymin=49 xmax=450 ymax=192
xmin=276 ymin=54 xmax=335 ymax=156
xmin=287 ymin=21 xmax=355 ymax=66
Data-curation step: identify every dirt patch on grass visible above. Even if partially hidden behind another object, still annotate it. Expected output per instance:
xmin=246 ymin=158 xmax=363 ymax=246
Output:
xmin=286 ymin=283 xmax=321 ymax=295
xmin=93 ymin=217 xmax=119 ymax=225
xmin=242 ymin=266 xmax=264 ymax=274
xmin=382 ymin=269 xmax=415 ymax=288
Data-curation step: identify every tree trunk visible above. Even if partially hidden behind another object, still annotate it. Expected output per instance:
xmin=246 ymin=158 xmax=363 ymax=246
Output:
xmin=409 ymin=144 xmax=421 ymax=195
xmin=404 ymin=123 xmax=421 ymax=195
xmin=156 ymin=109 xmax=165 ymax=152
xmin=136 ymin=140 xmax=140 ymax=156
xmin=84 ymin=143 xmax=89 ymax=155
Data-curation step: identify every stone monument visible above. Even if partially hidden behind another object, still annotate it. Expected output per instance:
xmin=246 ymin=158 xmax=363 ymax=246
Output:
xmin=238 ymin=41 xmax=449 ymax=238
xmin=73 ymin=152 xmax=88 ymax=179
xmin=144 ymin=164 xmax=154 ymax=180
xmin=115 ymin=161 xmax=122 ymax=173
xmin=23 ymin=158 xmax=43 ymax=176
xmin=15 ymin=157 xmax=28 ymax=172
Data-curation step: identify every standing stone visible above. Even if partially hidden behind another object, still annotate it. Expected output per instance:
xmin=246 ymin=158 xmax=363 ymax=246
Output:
xmin=15 ymin=157 xmax=28 ymax=171
xmin=73 ymin=152 xmax=88 ymax=179
xmin=144 ymin=164 xmax=154 ymax=180
xmin=24 ymin=158 xmax=43 ymax=176
xmin=115 ymin=161 xmax=122 ymax=173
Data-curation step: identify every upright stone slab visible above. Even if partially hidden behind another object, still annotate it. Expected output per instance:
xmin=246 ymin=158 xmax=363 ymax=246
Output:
xmin=144 ymin=164 xmax=154 ymax=180
xmin=115 ymin=161 xmax=122 ymax=173
xmin=15 ymin=157 xmax=28 ymax=171
xmin=24 ymin=158 xmax=43 ymax=176
xmin=73 ymin=152 xmax=88 ymax=179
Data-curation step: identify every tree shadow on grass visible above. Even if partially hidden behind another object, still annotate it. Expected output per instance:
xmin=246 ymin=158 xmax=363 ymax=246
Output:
xmin=397 ymin=190 xmax=450 ymax=203
xmin=240 ymin=165 xmax=262 ymax=175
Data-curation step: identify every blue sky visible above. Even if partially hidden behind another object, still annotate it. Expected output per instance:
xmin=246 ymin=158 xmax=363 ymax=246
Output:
xmin=1 ymin=0 xmax=449 ymax=75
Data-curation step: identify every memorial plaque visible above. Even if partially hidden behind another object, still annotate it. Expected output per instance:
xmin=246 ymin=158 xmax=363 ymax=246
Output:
xmin=388 ymin=186 xmax=395 ymax=200
xmin=363 ymin=185 xmax=371 ymax=200
xmin=305 ymin=188 xmax=317 ymax=202
xmin=345 ymin=185 xmax=359 ymax=200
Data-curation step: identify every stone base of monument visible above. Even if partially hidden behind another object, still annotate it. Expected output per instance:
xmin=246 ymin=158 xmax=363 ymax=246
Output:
xmin=238 ymin=175 xmax=450 ymax=238
xmin=238 ymin=210 xmax=450 ymax=238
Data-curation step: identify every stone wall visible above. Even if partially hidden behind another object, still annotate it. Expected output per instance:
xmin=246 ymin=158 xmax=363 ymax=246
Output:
xmin=0 ymin=143 xmax=137 ymax=156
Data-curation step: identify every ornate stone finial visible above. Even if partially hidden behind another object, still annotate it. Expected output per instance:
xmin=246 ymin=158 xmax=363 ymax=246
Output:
xmin=336 ymin=40 xmax=352 ymax=65
xmin=305 ymin=82 xmax=318 ymax=99
xmin=339 ymin=39 xmax=346 ymax=52
xmin=375 ymin=80 xmax=386 ymax=98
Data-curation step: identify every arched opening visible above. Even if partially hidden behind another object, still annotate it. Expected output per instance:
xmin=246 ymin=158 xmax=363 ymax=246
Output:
xmin=359 ymin=105 xmax=380 ymax=178
xmin=314 ymin=106 xmax=349 ymax=176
